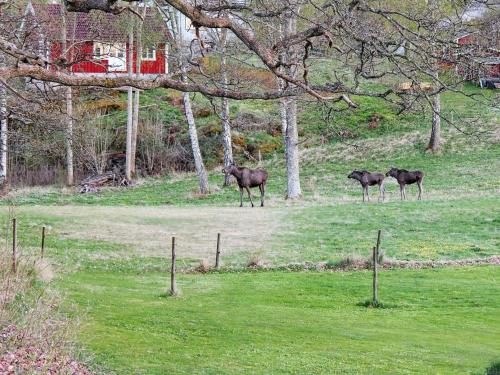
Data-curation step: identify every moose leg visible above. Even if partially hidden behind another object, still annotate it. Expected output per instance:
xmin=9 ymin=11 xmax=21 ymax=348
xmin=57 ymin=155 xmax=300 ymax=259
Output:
xmin=378 ymin=182 xmax=384 ymax=202
xmin=259 ymin=184 xmax=265 ymax=207
xmin=400 ymin=184 xmax=404 ymax=200
xmin=245 ymin=187 xmax=255 ymax=207
xmin=417 ymin=181 xmax=423 ymax=200
xmin=362 ymin=187 xmax=365 ymax=202
xmin=366 ymin=186 xmax=370 ymax=202
xmin=239 ymin=187 xmax=243 ymax=207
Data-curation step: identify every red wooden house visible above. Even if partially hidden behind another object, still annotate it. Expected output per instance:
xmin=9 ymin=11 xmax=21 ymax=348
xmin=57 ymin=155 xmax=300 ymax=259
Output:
xmin=26 ymin=2 xmax=172 ymax=76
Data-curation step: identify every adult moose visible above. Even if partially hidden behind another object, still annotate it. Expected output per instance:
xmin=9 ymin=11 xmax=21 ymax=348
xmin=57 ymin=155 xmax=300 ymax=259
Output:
xmin=348 ymin=170 xmax=385 ymax=202
xmin=222 ymin=163 xmax=268 ymax=207
xmin=386 ymin=168 xmax=424 ymax=200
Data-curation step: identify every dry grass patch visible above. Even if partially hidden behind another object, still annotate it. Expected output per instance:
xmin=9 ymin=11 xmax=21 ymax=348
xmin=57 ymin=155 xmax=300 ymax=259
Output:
xmin=14 ymin=206 xmax=285 ymax=260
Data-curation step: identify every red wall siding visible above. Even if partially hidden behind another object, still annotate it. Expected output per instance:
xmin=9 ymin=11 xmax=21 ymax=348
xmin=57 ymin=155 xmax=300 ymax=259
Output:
xmin=72 ymin=42 xmax=108 ymax=73
xmin=132 ymin=43 xmax=167 ymax=74
xmin=50 ymin=41 xmax=167 ymax=74
xmin=457 ymin=34 xmax=474 ymax=45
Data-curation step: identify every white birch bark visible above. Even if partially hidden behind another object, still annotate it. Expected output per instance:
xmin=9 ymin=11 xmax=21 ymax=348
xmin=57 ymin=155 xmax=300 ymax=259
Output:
xmin=182 ymin=71 xmax=209 ymax=194
xmin=0 ymin=52 xmax=7 ymax=190
xmin=131 ymin=5 xmax=146 ymax=175
xmin=61 ymin=5 xmax=74 ymax=185
xmin=220 ymin=28 xmax=234 ymax=186
xmin=283 ymin=11 xmax=302 ymax=199
xmin=285 ymin=97 xmax=301 ymax=198
xmin=125 ymin=24 xmax=134 ymax=180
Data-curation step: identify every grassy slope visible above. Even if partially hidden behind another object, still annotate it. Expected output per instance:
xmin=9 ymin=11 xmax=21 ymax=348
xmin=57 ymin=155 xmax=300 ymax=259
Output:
xmin=1 ymin=72 xmax=498 ymax=374
xmin=62 ymin=267 xmax=500 ymax=374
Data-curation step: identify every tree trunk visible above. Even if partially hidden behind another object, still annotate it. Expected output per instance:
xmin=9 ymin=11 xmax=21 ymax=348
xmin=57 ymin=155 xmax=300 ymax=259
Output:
xmin=182 ymin=72 xmax=209 ymax=194
xmin=426 ymin=0 xmax=442 ymax=153
xmin=61 ymin=5 xmax=74 ymax=186
xmin=125 ymin=25 xmax=134 ymax=180
xmin=428 ymin=92 xmax=441 ymax=152
xmin=65 ymin=87 xmax=74 ymax=185
xmin=0 ymin=52 xmax=7 ymax=192
xmin=283 ymin=12 xmax=302 ymax=199
xmin=277 ymin=78 xmax=288 ymax=157
xmin=159 ymin=6 xmax=208 ymax=194
xmin=220 ymin=28 xmax=233 ymax=186
xmin=285 ymin=97 xmax=302 ymax=198
xmin=131 ymin=5 xmax=146 ymax=176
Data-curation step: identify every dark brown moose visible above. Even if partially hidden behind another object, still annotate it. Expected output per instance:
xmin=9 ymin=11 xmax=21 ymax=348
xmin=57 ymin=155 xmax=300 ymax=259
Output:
xmin=222 ymin=164 xmax=268 ymax=207
xmin=386 ymin=167 xmax=424 ymax=200
xmin=348 ymin=170 xmax=385 ymax=202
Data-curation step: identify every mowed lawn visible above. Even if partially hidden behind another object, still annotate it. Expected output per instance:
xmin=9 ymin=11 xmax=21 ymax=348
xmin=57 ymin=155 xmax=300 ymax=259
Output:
xmin=62 ymin=266 xmax=500 ymax=374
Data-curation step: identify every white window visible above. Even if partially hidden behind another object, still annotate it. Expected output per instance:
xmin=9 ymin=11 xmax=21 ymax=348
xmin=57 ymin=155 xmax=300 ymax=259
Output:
xmin=93 ymin=42 xmax=109 ymax=59
xmin=185 ymin=17 xmax=192 ymax=31
xmin=109 ymin=44 xmax=125 ymax=59
xmin=93 ymin=42 xmax=125 ymax=59
xmin=142 ymin=46 xmax=156 ymax=61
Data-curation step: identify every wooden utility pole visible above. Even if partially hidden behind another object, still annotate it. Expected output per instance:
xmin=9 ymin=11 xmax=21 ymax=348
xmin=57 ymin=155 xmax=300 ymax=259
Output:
xmin=215 ymin=233 xmax=221 ymax=269
xmin=170 ymin=236 xmax=177 ymax=296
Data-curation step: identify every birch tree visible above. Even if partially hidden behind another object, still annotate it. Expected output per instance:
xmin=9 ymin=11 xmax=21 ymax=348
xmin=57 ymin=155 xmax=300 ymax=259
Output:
xmin=219 ymin=27 xmax=234 ymax=186
xmin=131 ymin=4 xmax=147 ymax=175
xmin=281 ymin=8 xmax=302 ymax=199
xmin=125 ymin=20 xmax=134 ymax=180
xmin=158 ymin=4 xmax=209 ymax=194
xmin=426 ymin=0 xmax=442 ymax=153
xmin=0 ymin=50 xmax=7 ymax=191
xmin=61 ymin=4 xmax=74 ymax=185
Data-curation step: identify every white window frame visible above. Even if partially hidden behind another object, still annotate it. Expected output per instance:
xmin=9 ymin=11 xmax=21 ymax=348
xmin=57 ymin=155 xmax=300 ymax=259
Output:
xmin=93 ymin=42 xmax=109 ymax=60
xmin=93 ymin=42 xmax=125 ymax=60
xmin=142 ymin=46 xmax=156 ymax=61
xmin=185 ymin=16 xmax=192 ymax=31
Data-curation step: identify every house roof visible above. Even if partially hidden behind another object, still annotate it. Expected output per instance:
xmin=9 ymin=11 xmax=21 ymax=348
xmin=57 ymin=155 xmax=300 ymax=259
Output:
xmin=29 ymin=3 xmax=172 ymax=44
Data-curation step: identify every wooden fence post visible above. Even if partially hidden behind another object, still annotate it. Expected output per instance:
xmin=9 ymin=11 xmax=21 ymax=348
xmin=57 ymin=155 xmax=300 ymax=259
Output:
xmin=41 ymin=226 xmax=46 ymax=259
xmin=11 ymin=218 xmax=17 ymax=273
xmin=215 ymin=233 xmax=221 ymax=270
xmin=376 ymin=229 xmax=381 ymax=255
xmin=372 ymin=246 xmax=378 ymax=306
xmin=170 ymin=236 xmax=177 ymax=296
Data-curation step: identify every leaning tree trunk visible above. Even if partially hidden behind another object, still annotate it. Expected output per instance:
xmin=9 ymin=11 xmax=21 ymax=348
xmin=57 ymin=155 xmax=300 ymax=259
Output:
xmin=182 ymin=72 xmax=209 ymax=194
xmin=125 ymin=24 xmax=134 ymax=180
xmin=61 ymin=5 xmax=74 ymax=186
xmin=0 ymin=52 xmax=7 ymax=192
xmin=283 ymin=12 xmax=302 ymax=199
xmin=220 ymin=28 xmax=234 ymax=186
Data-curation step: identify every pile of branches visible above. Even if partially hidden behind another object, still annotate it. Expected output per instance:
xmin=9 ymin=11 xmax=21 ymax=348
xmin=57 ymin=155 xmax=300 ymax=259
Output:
xmin=77 ymin=172 xmax=129 ymax=193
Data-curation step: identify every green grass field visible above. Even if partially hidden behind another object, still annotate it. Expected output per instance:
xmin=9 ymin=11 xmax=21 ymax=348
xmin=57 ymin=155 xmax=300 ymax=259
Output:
xmin=1 ymin=81 xmax=499 ymax=373
xmin=61 ymin=267 xmax=500 ymax=374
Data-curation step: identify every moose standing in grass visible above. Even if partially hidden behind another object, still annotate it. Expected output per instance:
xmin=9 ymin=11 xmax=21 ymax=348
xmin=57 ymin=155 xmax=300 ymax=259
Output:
xmin=222 ymin=163 xmax=268 ymax=207
xmin=348 ymin=170 xmax=385 ymax=202
xmin=386 ymin=167 xmax=424 ymax=200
